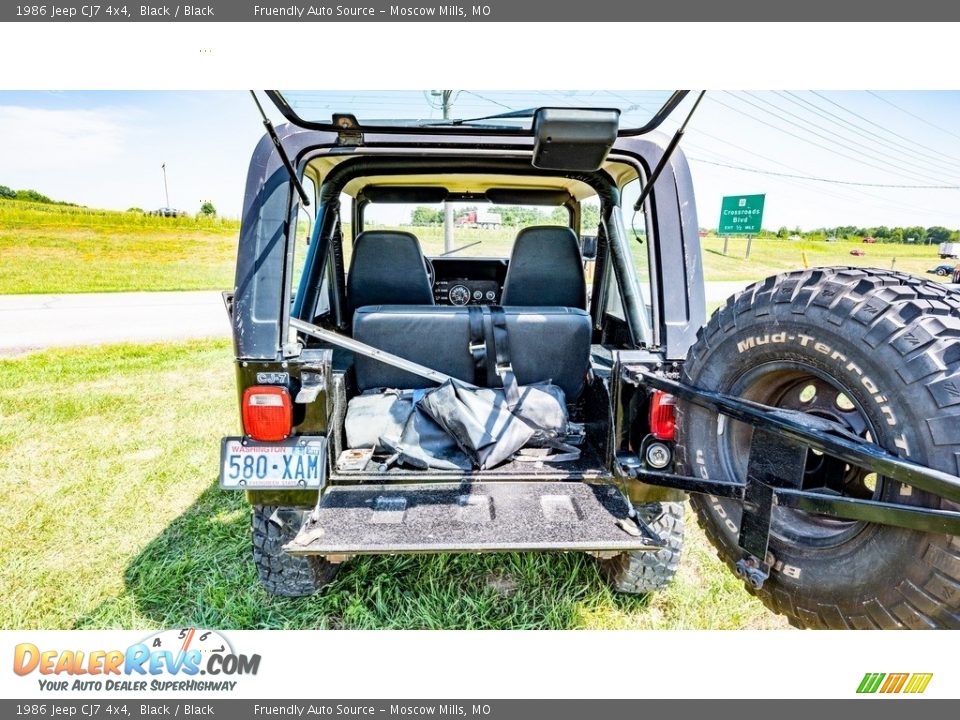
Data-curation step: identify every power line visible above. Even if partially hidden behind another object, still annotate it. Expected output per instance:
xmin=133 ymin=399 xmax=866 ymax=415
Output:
xmin=864 ymin=91 xmax=960 ymax=144
xmin=655 ymin=113 xmax=955 ymax=217
xmin=867 ymin=90 xmax=960 ymax=140
xmin=733 ymin=91 xmax=948 ymax=185
xmin=709 ymin=94 xmax=953 ymax=187
xmin=688 ymin=157 xmax=960 ymax=189
xmin=776 ymin=91 xmax=960 ymax=177
xmin=458 ymin=90 xmax=513 ymax=110
xmin=651 ymin=95 xmax=960 ymax=222
xmin=814 ymin=90 xmax=960 ymax=164
xmin=681 ymin=139 xmax=957 ymax=219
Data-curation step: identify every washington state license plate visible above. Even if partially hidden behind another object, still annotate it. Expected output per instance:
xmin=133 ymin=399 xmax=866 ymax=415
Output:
xmin=219 ymin=436 xmax=326 ymax=489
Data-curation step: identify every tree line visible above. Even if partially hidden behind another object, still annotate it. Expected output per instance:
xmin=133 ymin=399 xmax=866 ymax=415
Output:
xmin=0 ymin=185 xmax=77 ymax=206
xmin=766 ymin=225 xmax=959 ymax=244
xmin=410 ymin=205 xmax=601 ymax=228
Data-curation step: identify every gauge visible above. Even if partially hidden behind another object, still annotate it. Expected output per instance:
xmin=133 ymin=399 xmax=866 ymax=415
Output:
xmin=139 ymin=628 xmax=234 ymax=656
xmin=473 ymin=290 xmax=483 ymax=301
xmin=448 ymin=284 xmax=471 ymax=306
xmin=485 ymin=290 xmax=497 ymax=301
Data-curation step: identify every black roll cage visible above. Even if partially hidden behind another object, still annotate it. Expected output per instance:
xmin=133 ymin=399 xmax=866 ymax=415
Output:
xmin=290 ymin=154 xmax=651 ymax=345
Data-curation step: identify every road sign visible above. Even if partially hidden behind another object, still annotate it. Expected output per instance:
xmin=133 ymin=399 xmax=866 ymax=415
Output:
xmin=719 ymin=194 xmax=765 ymax=235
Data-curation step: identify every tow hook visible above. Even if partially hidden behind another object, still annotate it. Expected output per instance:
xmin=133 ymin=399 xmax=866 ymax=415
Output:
xmin=735 ymin=555 xmax=769 ymax=590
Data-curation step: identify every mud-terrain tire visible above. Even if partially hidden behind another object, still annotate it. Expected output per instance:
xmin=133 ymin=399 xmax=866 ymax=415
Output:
xmin=252 ymin=505 xmax=339 ymax=597
xmin=677 ymin=267 xmax=960 ymax=629
xmin=601 ymin=501 xmax=684 ymax=594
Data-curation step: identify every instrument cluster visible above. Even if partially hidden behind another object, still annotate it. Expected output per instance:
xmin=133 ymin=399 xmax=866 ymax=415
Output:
xmin=433 ymin=278 xmax=501 ymax=306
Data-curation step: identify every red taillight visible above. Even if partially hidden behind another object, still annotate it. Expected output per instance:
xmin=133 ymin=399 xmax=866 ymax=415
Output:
xmin=649 ymin=391 xmax=677 ymax=441
xmin=242 ymin=386 xmax=292 ymax=441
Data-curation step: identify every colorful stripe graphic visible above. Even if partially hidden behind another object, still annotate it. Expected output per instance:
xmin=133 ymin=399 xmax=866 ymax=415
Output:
xmin=857 ymin=672 xmax=933 ymax=694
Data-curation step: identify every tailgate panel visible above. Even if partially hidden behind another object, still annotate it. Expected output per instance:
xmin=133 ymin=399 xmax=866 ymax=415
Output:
xmin=284 ymin=481 xmax=662 ymax=555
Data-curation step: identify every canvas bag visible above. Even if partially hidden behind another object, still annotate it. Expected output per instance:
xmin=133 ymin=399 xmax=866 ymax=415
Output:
xmin=345 ymin=388 xmax=473 ymax=470
xmin=415 ymin=379 xmax=577 ymax=470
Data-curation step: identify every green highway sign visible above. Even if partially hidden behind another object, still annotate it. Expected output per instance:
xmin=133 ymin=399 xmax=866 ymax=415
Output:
xmin=719 ymin=194 xmax=765 ymax=234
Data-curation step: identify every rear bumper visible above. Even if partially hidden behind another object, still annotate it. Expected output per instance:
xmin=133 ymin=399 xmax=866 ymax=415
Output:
xmin=243 ymin=473 xmax=685 ymax=511
xmin=283 ymin=481 xmax=664 ymax=557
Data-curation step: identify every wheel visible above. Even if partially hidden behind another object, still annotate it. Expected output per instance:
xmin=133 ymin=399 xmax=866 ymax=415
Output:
xmin=252 ymin=505 xmax=339 ymax=597
xmin=601 ymin=501 xmax=684 ymax=594
xmin=937 ymin=268 xmax=949 ymax=277
xmin=677 ymin=267 xmax=960 ymax=629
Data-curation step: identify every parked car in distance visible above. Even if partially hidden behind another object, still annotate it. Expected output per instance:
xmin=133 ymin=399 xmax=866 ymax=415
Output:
xmin=928 ymin=264 xmax=956 ymax=277
xmin=850 ymin=248 xmax=865 ymax=256
xmin=150 ymin=207 xmax=184 ymax=217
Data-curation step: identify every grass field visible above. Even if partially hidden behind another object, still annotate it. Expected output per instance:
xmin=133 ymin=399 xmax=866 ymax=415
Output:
xmin=2 ymin=200 xmax=953 ymax=295
xmin=0 ymin=340 xmax=787 ymax=630
xmin=699 ymin=235 xmax=948 ymax=282
xmin=0 ymin=201 xmax=239 ymax=294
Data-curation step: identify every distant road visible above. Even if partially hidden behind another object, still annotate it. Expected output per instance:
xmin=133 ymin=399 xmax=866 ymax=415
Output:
xmin=703 ymin=280 xmax=754 ymax=304
xmin=0 ymin=291 xmax=230 ymax=356
xmin=0 ymin=280 xmax=778 ymax=355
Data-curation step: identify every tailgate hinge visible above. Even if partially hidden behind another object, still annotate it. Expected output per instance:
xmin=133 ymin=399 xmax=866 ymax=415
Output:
xmin=334 ymin=114 xmax=364 ymax=146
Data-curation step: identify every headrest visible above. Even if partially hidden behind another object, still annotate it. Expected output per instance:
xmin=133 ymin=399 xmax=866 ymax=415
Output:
xmin=501 ymin=226 xmax=586 ymax=309
xmin=347 ymin=231 xmax=434 ymax=313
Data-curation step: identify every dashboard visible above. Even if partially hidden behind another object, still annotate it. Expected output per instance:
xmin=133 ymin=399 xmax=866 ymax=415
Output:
xmin=429 ymin=257 xmax=508 ymax=306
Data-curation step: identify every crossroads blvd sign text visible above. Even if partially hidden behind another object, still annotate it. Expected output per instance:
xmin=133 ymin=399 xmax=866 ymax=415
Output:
xmin=719 ymin=194 xmax=765 ymax=235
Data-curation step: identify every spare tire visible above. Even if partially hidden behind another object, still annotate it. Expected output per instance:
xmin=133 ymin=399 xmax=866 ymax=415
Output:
xmin=677 ymin=267 xmax=960 ymax=629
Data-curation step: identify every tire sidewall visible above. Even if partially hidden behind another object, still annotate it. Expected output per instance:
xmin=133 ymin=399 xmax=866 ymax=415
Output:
xmin=680 ymin=300 xmax=944 ymax=606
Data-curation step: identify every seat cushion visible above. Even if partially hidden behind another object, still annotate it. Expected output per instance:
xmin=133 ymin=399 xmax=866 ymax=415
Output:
xmin=352 ymin=305 xmax=591 ymax=399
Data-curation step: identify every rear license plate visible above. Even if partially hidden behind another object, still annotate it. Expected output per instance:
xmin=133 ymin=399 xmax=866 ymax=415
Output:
xmin=219 ymin=436 xmax=326 ymax=489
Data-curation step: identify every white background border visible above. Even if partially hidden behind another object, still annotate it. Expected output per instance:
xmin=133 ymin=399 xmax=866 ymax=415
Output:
xmin=0 ymin=22 xmax=958 ymax=90
xmin=1 ymin=629 xmax=953 ymax=699
xmin=1 ymin=19 xmax=957 ymax=701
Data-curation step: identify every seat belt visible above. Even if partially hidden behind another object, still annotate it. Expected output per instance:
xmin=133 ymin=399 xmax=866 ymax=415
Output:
xmin=489 ymin=306 xmax=520 ymax=407
xmin=467 ymin=306 xmax=487 ymax=388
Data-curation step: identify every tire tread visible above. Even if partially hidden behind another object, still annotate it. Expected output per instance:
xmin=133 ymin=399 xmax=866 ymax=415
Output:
xmin=681 ymin=267 xmax=960 ymax=629
xmin=252 ymin=505 xmax=338 ymax=597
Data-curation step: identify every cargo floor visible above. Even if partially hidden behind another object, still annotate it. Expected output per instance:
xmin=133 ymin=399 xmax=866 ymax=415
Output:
xmin=332 ymin=444 xmax=609 ymax=482
xmin=284 ymin=481 xmax=661 ymax=556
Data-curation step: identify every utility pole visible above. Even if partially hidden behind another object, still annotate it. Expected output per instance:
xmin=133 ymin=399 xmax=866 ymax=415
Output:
xmin=435 ymin=90 xmax=456 ymax=253
xmin=161 ymin=163 xmax=170 ymax=209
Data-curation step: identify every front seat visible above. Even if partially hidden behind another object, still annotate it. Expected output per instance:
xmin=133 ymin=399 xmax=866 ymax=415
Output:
xmin=347 ymin=230 xmax=434 ymax=315
xmin=500 ymin=225 xmax=587 ymax=309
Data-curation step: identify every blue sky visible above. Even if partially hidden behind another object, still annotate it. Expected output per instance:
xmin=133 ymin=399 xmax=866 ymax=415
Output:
xmin=2 ymin=90 xmax=959 ymax=229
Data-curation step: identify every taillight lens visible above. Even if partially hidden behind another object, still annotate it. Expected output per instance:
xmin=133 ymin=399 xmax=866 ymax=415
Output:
xmin=242 ymin=386 xmax=292 ymax=441
xmin=649 ymin=391 xmax=677 ymax=441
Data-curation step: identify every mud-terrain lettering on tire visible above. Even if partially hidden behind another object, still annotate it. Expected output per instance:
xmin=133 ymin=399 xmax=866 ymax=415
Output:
xmin=677 ymin=267 xmax=960 ymax=629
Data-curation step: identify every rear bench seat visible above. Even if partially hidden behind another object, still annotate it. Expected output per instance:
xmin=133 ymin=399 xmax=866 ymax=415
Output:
xmin=352 ymin=305 xmax=592 ymax=400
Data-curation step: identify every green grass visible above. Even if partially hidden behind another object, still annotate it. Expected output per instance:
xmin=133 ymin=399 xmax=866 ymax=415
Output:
xmin=700 ymin=234 xmax=950 ymax=283
xmin=0 ymin=200 xmax=239 ymax=294
xmin=0 ymin=340 xmax=787 ymax=630
xmin=2 ymin=200 xmax=952 ymax=295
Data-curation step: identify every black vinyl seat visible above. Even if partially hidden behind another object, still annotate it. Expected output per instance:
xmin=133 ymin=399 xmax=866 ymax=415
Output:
xmin=501 ymin=226 xmax=586 ymax=309
xmin=347 ymin=230 xmax=434 ymax=316
xmin=353 ymin=305 xmax=592 ymax=400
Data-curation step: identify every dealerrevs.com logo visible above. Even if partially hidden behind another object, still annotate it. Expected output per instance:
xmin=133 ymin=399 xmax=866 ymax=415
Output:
xmin=857 ymin=673 xmax=933 ymax=694
xmin=13 ymin=629 xmax=261 ymax=692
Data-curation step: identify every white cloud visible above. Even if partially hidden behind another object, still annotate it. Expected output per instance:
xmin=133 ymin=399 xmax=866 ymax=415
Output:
xmin=0 ymin=105 xmax=127 ymax=173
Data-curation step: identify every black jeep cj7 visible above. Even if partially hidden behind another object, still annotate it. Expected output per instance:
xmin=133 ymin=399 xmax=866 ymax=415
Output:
xmin=221 ymin=91 xmax=960 ymax=629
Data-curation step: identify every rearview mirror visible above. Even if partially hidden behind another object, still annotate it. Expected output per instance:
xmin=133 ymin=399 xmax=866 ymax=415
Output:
xmin=532 ymin=107 xmax=620 ymax=171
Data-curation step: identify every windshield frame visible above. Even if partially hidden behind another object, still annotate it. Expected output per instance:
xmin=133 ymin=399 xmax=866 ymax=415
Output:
xmin=264 ymin=90 xmax=689 ymax=137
